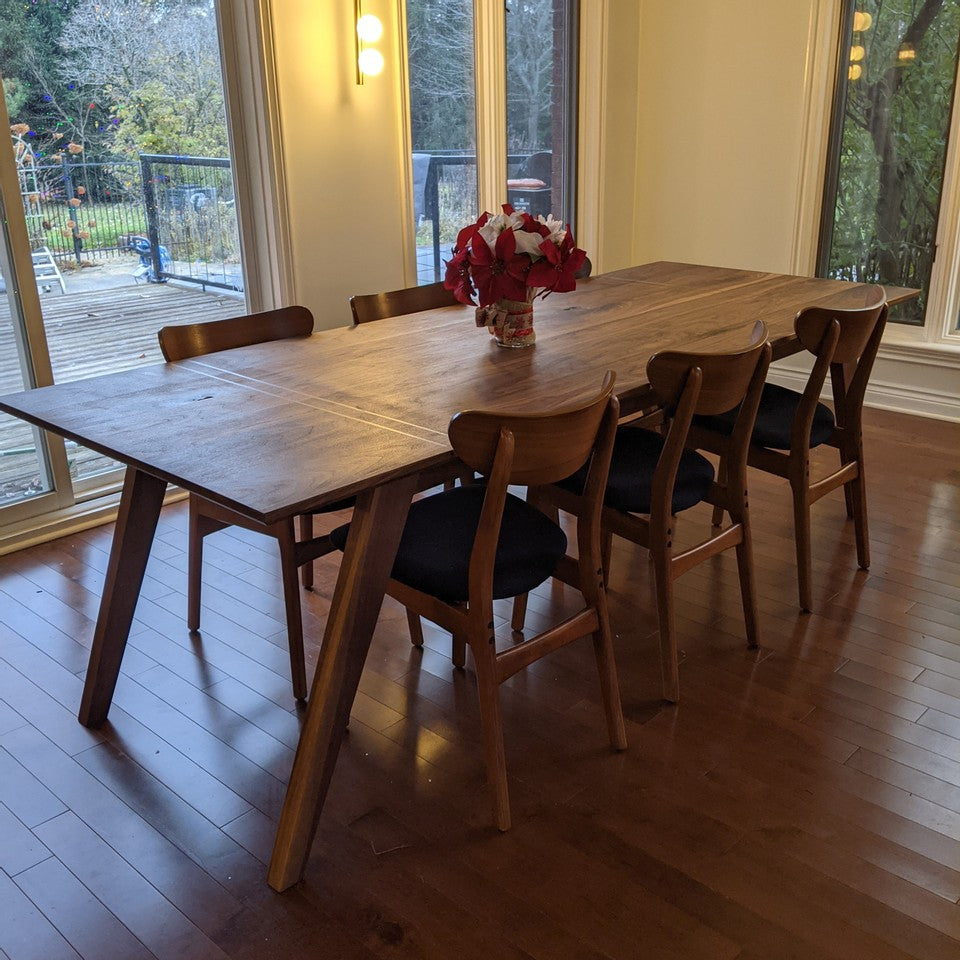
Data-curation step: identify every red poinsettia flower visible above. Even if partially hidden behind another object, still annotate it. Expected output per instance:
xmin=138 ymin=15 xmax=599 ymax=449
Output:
xmin=469 ymin=227 xmax=528 ymax=306
xmin=444 ymin=246 xmax=476 ymax=304
xmin=456 ymin=211 xmax=487 ymax=250
xmin=526 ymin=230 xmax=586 ymax=294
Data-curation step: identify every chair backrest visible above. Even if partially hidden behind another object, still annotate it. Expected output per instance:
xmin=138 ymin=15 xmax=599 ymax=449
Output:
xmin=574 ymin=256 xmax=593 ymax=280
xmin=157 ymin=305 xmax=314 ymax=361
xmin=648 ymin=324 xmax=772 ymax=515
xmin=349 ymin=281 xmax=460 ymax=325
xmin=647 ymin=321 xmax=770 ymax=417
xmin=792 ymin=286 xmax=887 ymax=443
xmin=518 ymin=151 xmax=553 ymax=186
xmin=449 ymin=372 xmax=618 ymax=488
xmin=794 ymin=286 xmax=887 ymax=363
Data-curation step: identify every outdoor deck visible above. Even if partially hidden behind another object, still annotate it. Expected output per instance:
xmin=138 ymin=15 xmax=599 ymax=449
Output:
xmin=1 ymin=282 xmax=245 ymax=498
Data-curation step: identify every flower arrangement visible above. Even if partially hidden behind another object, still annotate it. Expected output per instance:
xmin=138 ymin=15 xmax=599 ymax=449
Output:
xmin=443 ymin=204 xmax=587 ymax=347
xmin=444 ymin=203 xmax=586 ymax=308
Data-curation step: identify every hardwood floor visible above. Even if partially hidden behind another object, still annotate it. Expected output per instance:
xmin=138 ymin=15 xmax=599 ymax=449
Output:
xmin=0 ymin=406 xmax=957 ymax=959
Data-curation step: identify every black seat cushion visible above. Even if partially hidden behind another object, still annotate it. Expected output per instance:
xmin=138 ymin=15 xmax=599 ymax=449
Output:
xmin=558 ymin=426 xmax=715 ymax=515
xmin=693 ymin=382 xmax=835 ymax=450
xmin=329 ymin=484 xmax=567 ymax=603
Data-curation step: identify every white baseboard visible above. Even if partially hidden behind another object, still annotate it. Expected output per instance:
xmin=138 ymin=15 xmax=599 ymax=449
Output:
xmin=768 ymin=350 xmax=960 ymax=423
xmin=0 ymin=488 xmax=187 ymax=557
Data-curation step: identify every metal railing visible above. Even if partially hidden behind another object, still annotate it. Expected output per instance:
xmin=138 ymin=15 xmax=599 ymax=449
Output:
xmin=418 ymin=151 xmax=548 ymax=280
xmin=139 ymin=154 xmax=243 ymax=293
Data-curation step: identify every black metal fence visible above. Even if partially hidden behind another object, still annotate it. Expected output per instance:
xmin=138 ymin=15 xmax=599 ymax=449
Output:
xmin=20 ymin=153 xmax=243 ymax=293
xmin=22 ymin=157 xmax=144 ymax=262
xmin=140 ymin=154 xmax=242 ymax=292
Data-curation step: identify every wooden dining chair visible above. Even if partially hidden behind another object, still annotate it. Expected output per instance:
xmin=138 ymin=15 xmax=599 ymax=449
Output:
xmin=689 ymin=288 xmax=888 ymax=612
xmin=525 ymin=324 xmax=771 ymax=704
xmin=348 ymin=279 xmax=460 ymax=325
xmin=158 ymin=305 xmax=347 ymax=701
xmin=330 ymin=374 xmax=626 ymax=831
xmin=285 ymin=281 xmax=462 ymax=600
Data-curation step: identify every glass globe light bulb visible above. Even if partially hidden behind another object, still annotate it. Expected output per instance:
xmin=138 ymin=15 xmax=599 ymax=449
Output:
xmin=358 ymin=47 xmax=385 ymax=77
xmin=357 ymin=14 xmax=383 ymax=43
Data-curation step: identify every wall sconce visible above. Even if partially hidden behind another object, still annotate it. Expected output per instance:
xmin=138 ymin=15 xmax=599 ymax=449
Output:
xmin=852 ymin=10 xmax=873 ymax=33
xmin=355 ymin=1 xmax=384 ymax=84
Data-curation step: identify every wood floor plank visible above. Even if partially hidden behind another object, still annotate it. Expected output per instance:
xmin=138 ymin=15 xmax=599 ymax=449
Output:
xmin=0 ymin=869 xmax=81 ymax=960
xmin=13 ymin=856 xmax=156 ymax=960
xmin=33 ymin=812 xmax=231 ymax=960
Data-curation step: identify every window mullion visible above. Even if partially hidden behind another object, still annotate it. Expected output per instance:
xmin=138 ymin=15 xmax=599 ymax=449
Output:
xmin=474 ymin=0 xmax=507 ymax=213
xmin=925 ymin=44 xmax=960 ymax=344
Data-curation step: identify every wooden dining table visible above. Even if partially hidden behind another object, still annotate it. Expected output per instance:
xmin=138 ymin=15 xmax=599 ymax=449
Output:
xmin=0 ymin=261 xmax=917 ymax=891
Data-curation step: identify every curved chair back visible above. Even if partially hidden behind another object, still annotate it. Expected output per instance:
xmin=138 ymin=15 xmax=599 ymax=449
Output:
xmin=795 ymin=286 xmax=887 ymax=363
xmin=792 ymin=287 xmax=887 ymax=447
xmin=158 ymin=305 xmax=314 ymax=361
xmin=648 ymin=323 xmax=771 ymax=517
xmin=647 ymin=320 xmax=770 ymax=416
xmin=349 ymin=281 xmax=460 ymax=325
xmin=449 ymin=372 xmax=618 ymax=488
xmin=574 ymin=256 xmax=593 ymax=280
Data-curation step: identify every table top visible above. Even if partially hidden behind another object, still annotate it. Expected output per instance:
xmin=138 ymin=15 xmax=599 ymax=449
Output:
xmin=0 ymin=262 xmax=914 ymax=525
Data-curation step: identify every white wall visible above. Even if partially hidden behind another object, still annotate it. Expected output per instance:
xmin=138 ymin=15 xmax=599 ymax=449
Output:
xmin=269 ymin=0 xmax=412 ymax=329
xmin=632 ymin=0 xmax=819 ymax=273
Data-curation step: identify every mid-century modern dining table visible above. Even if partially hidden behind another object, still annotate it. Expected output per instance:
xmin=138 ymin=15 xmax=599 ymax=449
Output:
xmin=0 ymin=261 xmax=917 ymax=891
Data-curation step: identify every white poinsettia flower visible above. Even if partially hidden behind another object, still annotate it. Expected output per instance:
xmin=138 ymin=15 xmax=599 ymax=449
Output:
xmin=513 ymin=229 xmax=546 ymax=258
xmin=478 ymin=212 xmax=510 ymax=250
xmin=537 ymin=214 xmax=567 ymax=246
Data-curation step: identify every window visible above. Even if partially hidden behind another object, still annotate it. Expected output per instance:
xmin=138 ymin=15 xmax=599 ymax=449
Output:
xmin=505 ymin=0 xmax=578 ymax=228
xmin=818 ymin=0 xmax=960 ymax=338
xmin=405 ymin=0 xmax=579 ymax=284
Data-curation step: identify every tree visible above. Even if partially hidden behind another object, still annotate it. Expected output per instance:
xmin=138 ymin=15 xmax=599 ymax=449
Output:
xmin=0 ymin=0 xmax=226 ymax=161
xmin=505 ymin=0 xmax=557 ymax=151
xmin=824 ymin=0 xmax=960 ymax=323
xmin=57 ymin=0 xmax=227 ymax=158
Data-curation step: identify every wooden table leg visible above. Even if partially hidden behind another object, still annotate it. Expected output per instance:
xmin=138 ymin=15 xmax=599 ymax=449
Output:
xmin=267 ymin=474 xmax=418 ymax=892
xmin=78 ymin=467 xmax=167 ymax=728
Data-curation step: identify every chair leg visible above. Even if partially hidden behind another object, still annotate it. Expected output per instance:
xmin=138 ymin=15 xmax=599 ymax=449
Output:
xmin=471 ymin=635 xmax=511 ymax=830
xmin=734 ymin=515 xmax=761 ymax=649
xmin=650 ymin=537 xmax=680 ymax=703
xmin=406 ymin=608 xmax=424 ymax=647
xmin=276 ymin=520 xmax=308 ymax=700
xmin=848 ymin=461 xmax=870 ymax=570
xmin=591 ymin=600 xmax=627 ymax=751
xmin=452 ymin=632 xmax=467 ymax=670
xmin=187 ymin=499 xmax=228 ymax=631
xmin=601 ymin=530 xmax=613 ymax=585
xmin=790 ymin=475 xmax=814 ymax=613
xmin=187 ymin=502 xmax=204 ymax=632
xmin=298 ymin=514 xmax=314 ymax=590
xmin=711 ymin=456 xmax=727 ymax=527
xmin=510 ymin=593 xmax=528 ymax=633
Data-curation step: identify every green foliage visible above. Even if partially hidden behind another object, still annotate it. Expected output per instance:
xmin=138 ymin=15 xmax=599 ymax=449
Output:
xmin=0 ymin=0 xmax=226 ymax=164
xmin=2 ymin=76 xmax=30 ymax=119
xmin=111 ymin=79 xmax=227 ymax=158
xmin=824 ymin=0 xmax=960 ymax=325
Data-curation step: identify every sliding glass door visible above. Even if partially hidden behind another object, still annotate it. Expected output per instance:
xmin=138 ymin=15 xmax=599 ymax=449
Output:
xmin=0 ymin=0 xmax=248 ymax=526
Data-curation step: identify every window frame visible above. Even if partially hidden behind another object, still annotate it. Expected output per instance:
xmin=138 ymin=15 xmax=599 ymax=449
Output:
xmin=815 ymin=0 xmax=960 ymax=355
